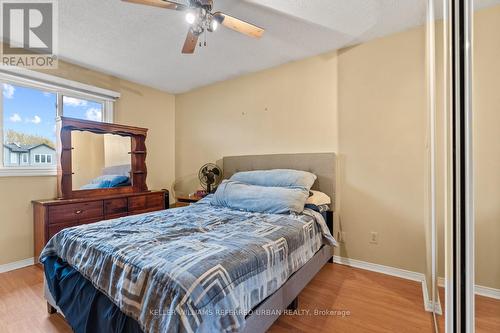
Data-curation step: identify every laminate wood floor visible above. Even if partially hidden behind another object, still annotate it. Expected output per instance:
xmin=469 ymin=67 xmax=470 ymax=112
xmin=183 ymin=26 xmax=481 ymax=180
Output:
xmin=0 ymin=263 xmax=498 ymax=333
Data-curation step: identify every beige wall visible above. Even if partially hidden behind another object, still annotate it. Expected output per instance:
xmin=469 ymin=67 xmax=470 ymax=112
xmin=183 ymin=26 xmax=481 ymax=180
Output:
xmin=336 ymin=27 xmax=428 ymax=273
xmin=0 ymin=177 xmax=57 ymax=265
xmin=175 ymin=52 xmax=338 ymax=196
xmin=0 ymin=60 xmax=175 ymax=265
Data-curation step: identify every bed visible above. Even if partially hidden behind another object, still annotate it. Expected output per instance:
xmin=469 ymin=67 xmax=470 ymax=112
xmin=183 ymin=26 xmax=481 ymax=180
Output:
xmin=41 ymin=153 xmax=337 ymax=333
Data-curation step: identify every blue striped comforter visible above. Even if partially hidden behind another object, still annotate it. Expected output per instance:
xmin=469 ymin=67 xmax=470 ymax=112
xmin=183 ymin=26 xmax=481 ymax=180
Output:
xmin=40 ymin=197 xmax=335 ymax=333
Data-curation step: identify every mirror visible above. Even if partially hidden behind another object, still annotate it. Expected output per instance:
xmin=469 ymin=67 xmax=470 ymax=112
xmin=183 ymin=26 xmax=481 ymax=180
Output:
xmin=473 ymin=2 xmax=500 ymax=330
xmin=71 ymin=131 xmax=132 ymax=191
xmin=57 ymin=117 xmax=149 ymax=199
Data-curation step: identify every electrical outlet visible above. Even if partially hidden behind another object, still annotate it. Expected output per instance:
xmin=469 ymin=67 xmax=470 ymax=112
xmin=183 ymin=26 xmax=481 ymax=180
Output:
xmin=370 ymin=232 xmax=378 ymax=244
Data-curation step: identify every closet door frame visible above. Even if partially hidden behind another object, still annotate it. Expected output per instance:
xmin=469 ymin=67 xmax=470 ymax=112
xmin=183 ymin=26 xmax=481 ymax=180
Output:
xmin=449 ymin=0 xmax=474 ymax=332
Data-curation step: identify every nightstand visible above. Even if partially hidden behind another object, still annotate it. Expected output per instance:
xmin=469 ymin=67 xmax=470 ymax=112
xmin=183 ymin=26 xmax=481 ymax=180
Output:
xmin=173 ymin=194 xmax=204 ymax=208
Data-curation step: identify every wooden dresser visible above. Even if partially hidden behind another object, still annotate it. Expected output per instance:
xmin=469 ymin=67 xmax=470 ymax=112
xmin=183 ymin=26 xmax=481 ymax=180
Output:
xmin=33 ymin=117 xmax=169 ymax=262
xmin=33 ymin=190 xmax=167 ymax=260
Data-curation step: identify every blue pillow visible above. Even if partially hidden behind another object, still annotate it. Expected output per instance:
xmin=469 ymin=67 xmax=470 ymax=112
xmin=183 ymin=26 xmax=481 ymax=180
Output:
xmin=80 ymin=175 xmax=129 ymax=190
xmin=212 ymin=180 xmax=309 ymax=214
xmin=230 ymin=169 xmax=317 ymax=190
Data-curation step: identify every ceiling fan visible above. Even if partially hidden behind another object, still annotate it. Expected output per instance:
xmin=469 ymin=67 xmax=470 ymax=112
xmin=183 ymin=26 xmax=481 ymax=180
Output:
xmin=122 ymin=0 xmax=265 ymax=54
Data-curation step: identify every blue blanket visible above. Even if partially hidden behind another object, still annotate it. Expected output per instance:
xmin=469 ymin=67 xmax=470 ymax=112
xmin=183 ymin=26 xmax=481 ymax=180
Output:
xmin=44 ymin=256 xmax=143 ymax=333
xmin=41 ymin=198 xmax=335 ymax=333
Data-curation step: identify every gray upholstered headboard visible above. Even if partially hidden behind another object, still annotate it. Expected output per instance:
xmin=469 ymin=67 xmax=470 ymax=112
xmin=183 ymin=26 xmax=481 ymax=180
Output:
xmin=222 ymin=153 xmax=336 ymax=208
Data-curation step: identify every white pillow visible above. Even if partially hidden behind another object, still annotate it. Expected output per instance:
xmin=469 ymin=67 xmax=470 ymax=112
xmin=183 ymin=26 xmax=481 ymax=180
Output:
xmin=306 ymin=190 xmax=331 ymax=206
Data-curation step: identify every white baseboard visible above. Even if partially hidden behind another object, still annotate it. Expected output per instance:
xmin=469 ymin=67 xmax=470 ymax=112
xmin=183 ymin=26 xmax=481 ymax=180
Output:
xmin=0 ymin=257 xmax=34 ymax=273
xmin=438 ymin=276 xmax=500 ymax=300
xmin=333 ymin=256 xmax=442 ymax=314
xmin=476 ymin=285 xmax=500 ymax=300
xmin=333 ymin=256 xmax=422 ymax=281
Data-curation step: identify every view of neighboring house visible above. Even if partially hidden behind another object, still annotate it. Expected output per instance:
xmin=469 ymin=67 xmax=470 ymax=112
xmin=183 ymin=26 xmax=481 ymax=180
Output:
xmin=3 ymin=143 xmax=56 ymax=167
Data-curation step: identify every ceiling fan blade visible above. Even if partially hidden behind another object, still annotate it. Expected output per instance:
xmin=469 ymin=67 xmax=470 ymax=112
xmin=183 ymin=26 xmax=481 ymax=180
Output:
xmin=182 ymin=29 xmax=198 ymax=54
xmin=122 ymin=0 xmax=187 ymax=11
xmin=213 ymin=12 xmax=264 ymax=38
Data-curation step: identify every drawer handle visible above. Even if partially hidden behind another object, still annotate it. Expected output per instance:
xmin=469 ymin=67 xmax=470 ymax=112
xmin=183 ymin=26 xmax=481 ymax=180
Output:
xmin=75 ymin=210 xmax=83 ymax=215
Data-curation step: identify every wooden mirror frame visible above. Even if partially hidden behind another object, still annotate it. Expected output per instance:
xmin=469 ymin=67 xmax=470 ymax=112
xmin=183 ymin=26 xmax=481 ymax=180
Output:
xmin=56 ymin=117 xmax=149 ymax=199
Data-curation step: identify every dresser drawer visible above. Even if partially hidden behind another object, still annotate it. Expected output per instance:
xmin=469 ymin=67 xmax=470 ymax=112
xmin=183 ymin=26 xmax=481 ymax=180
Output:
xmin=104 ymin=198 xmax=128 ymax=216
xmin=128 ymin=193 xmax=164 ymax=213
xmin=47 ymin=217 xmax=103 ymax=239
xmin=48 ymin=201 xmax=103 ymax=224
xmin=48 ymin=221 xmax=79 ymax=239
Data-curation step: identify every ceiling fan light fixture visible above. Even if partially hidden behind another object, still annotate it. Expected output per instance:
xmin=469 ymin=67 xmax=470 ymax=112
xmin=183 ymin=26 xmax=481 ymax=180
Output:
xmin=211 ymin=19 xmax=218 ymax=31
xmin=185 ymin=12 xmax=196 ymax=24
xmin=122 ymin=0 xmax=265 ymax=54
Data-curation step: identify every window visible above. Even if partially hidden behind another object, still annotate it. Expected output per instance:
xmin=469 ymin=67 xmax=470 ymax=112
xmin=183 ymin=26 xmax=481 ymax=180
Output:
xmin=10 ymin=153 xmax=17 ymax=164
xmin=2 ymin=84 xmax=57 ymax=168
xmin=63 ymin=96 xmax=104 ymax=122
xmin=0 ymin=68 xmax=119 ymax=176
xmin=33 ymin=154 xmax=52 ymax=164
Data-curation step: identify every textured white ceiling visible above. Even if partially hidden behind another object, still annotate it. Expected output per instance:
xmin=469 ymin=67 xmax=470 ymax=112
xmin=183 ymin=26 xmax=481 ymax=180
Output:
xmin=53 ymin=0 xmax=499 ymax=93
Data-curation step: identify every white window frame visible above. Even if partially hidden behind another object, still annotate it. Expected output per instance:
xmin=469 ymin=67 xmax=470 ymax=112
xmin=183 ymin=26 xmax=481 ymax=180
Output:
xmin=0 ymin=66 xmax=119 ymax=177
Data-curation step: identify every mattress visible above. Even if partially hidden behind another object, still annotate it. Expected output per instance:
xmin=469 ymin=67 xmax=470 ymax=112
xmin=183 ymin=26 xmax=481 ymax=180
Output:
xmin=41 ymin=198 xmax=335 ymax=333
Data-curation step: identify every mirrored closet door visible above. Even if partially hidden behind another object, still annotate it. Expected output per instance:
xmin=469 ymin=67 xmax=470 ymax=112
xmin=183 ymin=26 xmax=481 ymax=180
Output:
xmin=438 ymin=1 xmax=500 ymax=332
xmin=472 ymin=1 xmax=500 ymax=331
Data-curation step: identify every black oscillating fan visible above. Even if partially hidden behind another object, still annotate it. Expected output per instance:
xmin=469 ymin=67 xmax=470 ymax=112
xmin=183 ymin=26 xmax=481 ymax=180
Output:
xmin=198 ymin=163 xmax=222 ymax=193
